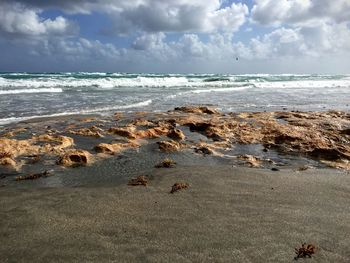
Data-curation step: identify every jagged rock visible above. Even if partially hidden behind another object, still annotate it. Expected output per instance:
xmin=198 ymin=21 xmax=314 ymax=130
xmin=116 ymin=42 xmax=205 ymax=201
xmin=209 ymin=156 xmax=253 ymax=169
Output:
xmin=238 ymin=155 xmax=262 ymax=167
xmin=136 ymin=127 xmax=169 ymax=139
xmin=157 ymin=140 xmax=181 ymax=152
xmin=174 ymin=106 xmax=219 ymax=115
xmin=57 ymin=149 xmax=91 ymax=167
xmin=68 ymin=127 xmax=104 ymax=138
xmin=167 ymin=129 xmax=185 ymax=141
xmin=35 ymin=134 xmax=74 ymax=150
xmin=108 ymin=126 xmax=137 ymax=139
xmin=195 ymin=146 xmax=213 ymax=155
xmin=94 ymin=143 xmax=121 ymax=155
xmin=0 ymin=157 xmax=16 ymax=167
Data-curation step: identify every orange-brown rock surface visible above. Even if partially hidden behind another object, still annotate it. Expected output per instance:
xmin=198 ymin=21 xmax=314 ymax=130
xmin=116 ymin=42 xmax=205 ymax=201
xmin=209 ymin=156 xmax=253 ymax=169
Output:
xmin=174 ymin=106 xmax=220 ymax=115
xmin=68 ymin=127 xmax=104 ymax=138
xmin=57 ymin=149 xmax=92 ymax=167
xmin=157 ymin=140 xmax=182 ymax=152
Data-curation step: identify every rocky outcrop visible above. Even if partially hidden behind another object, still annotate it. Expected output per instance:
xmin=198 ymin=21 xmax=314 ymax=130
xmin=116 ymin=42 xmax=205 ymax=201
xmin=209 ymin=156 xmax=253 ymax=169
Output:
xmin=238 ymin=155 xmax=262 ymax=167
xmin=94 ymin=143 xmax=122 ymax=155
xmin=174 ymin=106 xmax=219 ymax=115
xmin=0 ymin=157 xmax=16 ymax=167
xmin=68 ymin=127 xmax=104 ymax=138
xmin=157 ymin=140 xmax=181 ymax=152
xmin=167 ymin=129 xmax=185 ymax=141
xmin=108 ymin=126 xmax=137 ymax=139
xmin=57 ymin=149 xmax=92 ymax=167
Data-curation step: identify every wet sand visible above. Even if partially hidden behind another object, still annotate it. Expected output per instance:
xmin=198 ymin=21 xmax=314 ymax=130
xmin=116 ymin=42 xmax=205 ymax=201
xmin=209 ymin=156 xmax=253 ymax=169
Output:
xmin=1 ymin=165 xmax=349 ymax=262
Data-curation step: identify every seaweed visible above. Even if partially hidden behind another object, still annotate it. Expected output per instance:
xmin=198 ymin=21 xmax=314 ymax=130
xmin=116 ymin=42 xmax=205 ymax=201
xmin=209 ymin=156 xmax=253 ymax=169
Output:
xmin=15 ymin=170 xmax=52 ymax=181
xmin=128 ymin=175 xmax=148 ymax=186
xmin=170 ymin=182 xmax=189 ymax=193
xmin=294 ymin=243 xmax=316 ymax=260
xmin=155 ymin=158 xmax=176 ymax=168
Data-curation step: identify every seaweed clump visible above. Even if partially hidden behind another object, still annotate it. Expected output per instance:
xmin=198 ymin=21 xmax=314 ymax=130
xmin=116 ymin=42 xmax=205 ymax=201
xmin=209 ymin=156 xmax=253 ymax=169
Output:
xmin=128 ymin=175 xmax=148 ymax=186
xmin=155 ymin=158 xmax=176 ymax=168
xmin=170 ymin=182 xmax=189 ymax=193
xmin=16 ymin=170 xmax=52 ymax=181
xmin=294 ymin=243 xmax=316 ymax=260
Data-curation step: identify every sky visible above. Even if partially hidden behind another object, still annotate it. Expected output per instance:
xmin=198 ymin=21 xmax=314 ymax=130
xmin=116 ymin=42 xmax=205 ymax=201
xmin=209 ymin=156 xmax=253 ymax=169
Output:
xmin=0 ymin=0 xmax=350 ymax=73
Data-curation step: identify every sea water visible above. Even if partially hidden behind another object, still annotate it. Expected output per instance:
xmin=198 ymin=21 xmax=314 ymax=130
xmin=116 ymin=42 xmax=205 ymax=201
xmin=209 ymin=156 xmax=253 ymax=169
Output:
xmin=1 ymin=72 xmax=349 ymax=125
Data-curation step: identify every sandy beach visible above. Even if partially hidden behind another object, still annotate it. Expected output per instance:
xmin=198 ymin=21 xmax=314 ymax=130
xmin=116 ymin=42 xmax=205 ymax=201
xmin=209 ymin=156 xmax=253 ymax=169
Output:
xmin=1 ymin=165 xmax=350 ymax=262
xmin=1 ymin=106 xmax=350 ymax=262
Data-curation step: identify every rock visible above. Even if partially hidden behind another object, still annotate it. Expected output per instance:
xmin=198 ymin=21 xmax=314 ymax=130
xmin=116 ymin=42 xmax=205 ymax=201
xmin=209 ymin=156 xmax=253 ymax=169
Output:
xmin=136 ymin=127 xmax=169 ymax=139
xmin=157 ymin=140 xmax=181 ymax=152
xmin=167 ymin=129 xmax=185 ymax=141
xmin=108 ymin=126 xmax=137 ymax=139
xmin=0 ymin=157 xmax=16 ymax=167
xmin=238 ymin=155 xmax=262 ymax=167
xmin=174 ymin=106 xmax=219 ymax=115
xmin=195 ymin=146 xmax=213 ymax=155
xmin=68 ymin=127 xmax=104 ymax=138
xmin=57 ymin=149 xmax=91 ymax=167
xmin=94 ymin=143 xmax=121 ymax=155
xmin=35 ymin=134 xmax=74 ymax=151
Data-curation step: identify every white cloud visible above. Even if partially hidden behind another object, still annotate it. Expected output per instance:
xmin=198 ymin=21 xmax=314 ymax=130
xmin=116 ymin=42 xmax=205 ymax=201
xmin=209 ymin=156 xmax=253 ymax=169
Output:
xmin=0 ymin=2 xmax=77 ymax=36
xmin=251 ymin=0 xmax=350 ymax=26
xmin=11 ymin=0 xmax=248 ymax=34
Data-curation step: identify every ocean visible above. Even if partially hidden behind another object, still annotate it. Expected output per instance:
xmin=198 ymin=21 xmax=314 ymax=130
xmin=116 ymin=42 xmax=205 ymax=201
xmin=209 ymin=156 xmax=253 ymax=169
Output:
xmin=0 ymin=72 xmax=349 ymax=126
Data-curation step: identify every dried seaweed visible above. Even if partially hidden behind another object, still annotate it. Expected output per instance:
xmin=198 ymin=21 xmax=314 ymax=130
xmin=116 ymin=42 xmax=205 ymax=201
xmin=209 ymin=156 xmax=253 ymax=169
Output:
xmin=128 ymin=175 xmax=148 ymax=186
xmin=294 ymin=243 xmax=316 ymax=260
xmin=170 ymin=182 xmax=189 ymax=193
xmin=15 ymin=170 xmax=52 ymax=181
xmin=155 ymin=158 xmax=176 ymax=168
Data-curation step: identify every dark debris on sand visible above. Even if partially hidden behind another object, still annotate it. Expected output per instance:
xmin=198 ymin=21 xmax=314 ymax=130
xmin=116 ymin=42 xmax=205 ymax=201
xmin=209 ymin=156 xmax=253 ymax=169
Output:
xmin=155 ymin=158 xmax=176 ymax=168
xmin=128 ymin=175 xmax=148 ymax=186
xmin=170 ymin=182 xmax=189 ymax=193
xmin=294 ymin=243 xmax=317 ymax=260
xmin=15 ymin=170 xmax=52 ymax=181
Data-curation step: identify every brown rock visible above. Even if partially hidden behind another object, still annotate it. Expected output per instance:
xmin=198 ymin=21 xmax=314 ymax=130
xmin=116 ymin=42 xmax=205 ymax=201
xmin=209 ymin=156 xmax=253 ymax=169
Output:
xmin=68 ymin=127 xmax=104 ymax=138
xmin=57 ymin=149 xmax=91 ymax=167
xmin=174 ymin=106 xmax=219 ymax=114
xmin=167 ymin=129 xmax=185 ymax=141
xmin=195 ymin=146 xmax=213 ymax=155
xmin=157 ymin=140 xmax=181 ymax=152
xmin=108 ymin=126 xmax=137 ymax=139
xmin=238 ymin=155 xmax=262 ymax=167
xmin=94 ymin=143 xmax=121 ymax=155
xmin=0 ymin=157 xmax=16 ymax=167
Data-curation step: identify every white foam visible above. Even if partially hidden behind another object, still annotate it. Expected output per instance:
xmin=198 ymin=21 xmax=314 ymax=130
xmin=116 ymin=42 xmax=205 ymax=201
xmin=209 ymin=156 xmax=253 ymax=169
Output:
xmin=0 ymin=88 xmax=63 ymax=95
xmin=252 ymin=80 xmax=350 ymax=89
xmin=0 ymin=99 xmax=152 ymax=125
xmin=190 ymin=86 xmax=252 ymax=94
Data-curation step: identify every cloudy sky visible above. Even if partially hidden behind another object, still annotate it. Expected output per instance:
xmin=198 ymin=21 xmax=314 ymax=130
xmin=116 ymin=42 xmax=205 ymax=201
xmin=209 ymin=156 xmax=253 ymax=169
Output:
xmin=0 ymin=0 xmax=349 ymax=73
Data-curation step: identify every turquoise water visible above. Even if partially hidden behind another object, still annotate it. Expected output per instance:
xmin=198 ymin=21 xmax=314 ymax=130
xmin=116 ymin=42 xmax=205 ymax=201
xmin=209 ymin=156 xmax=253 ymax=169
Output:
xmin=1 ymin=72 xmax=350 ymax=125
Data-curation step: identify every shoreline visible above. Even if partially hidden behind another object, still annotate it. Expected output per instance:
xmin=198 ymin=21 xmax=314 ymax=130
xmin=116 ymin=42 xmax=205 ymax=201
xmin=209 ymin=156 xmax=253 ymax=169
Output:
xmin=1 ymin=106 xmax=350 ymax=187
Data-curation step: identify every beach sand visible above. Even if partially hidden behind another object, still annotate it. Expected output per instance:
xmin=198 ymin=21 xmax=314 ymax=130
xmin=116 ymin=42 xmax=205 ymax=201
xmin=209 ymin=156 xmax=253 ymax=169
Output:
xmin=1 ymin=106 xmax=350 ymax=262
xmin=1 ymin=165 xmax=349 ymax=262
